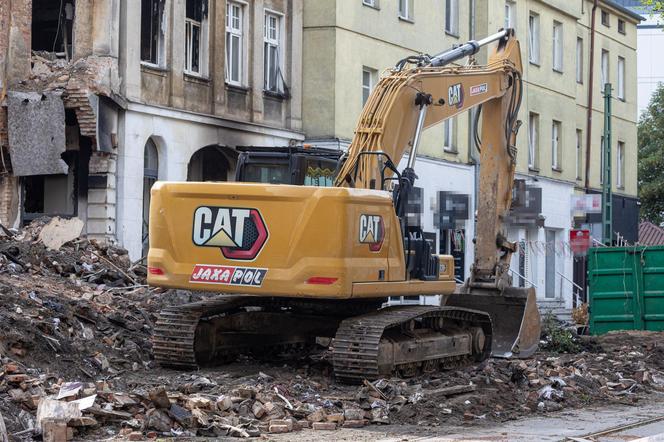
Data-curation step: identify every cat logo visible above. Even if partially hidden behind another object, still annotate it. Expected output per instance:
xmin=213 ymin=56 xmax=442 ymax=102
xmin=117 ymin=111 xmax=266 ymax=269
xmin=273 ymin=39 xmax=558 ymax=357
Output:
xmin=192 ymin=206 xmax=268 ymax=260
xmin=359 ymin=214 xmax=384 ymax=252
xmin=448 ymin=83 xmax=464 ymax=108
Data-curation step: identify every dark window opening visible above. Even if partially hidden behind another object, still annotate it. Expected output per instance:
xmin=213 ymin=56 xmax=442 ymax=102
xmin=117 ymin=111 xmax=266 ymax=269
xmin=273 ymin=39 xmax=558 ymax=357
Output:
xmin=601 ymin=10 xmax=610 ymax=27
xmin=141 ymin=0 xmax=165 ymax=64
xmin=187 ymin=146 xmax=231 ymax=182
xmin=618 ymin=19 xmax=626 ymax=34
xmin=22 ymin=142 xmax=91 ymax=223
xmin=186 ymin=0 xmax=208 ymax=22
xmin=32 ymin=0 xmax=75 ymax=59
xmin=22 ymin=111 xmax=91 ymax=223
xmin=143 ymin=139 xmax=159 ymax=254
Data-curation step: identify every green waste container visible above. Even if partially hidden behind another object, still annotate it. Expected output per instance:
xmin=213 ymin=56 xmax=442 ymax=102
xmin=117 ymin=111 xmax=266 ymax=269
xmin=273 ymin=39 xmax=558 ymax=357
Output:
xmin=588 ymin=245 xmax=664 ymax=334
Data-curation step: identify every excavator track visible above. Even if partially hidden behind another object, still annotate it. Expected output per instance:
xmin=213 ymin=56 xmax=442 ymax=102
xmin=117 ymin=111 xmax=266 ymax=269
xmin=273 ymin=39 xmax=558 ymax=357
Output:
xmin=153 ymin=297 xmax=253 ymax=369
xmin=333 ymin=306 xmax=492 ymax=384
xmin=153 ymin=297 xmax=381 ymax=369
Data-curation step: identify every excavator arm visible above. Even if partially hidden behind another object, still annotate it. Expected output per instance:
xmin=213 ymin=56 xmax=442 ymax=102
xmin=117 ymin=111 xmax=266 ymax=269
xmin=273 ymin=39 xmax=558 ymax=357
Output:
xmin=336 ymin=29 xmax=539 ymax=357
xmin=337 ymin=30 xmax=522 ymax=290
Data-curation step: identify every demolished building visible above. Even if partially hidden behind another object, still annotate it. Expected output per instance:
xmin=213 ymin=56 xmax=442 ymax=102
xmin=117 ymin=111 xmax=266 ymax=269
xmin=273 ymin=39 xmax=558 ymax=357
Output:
xmin=0 ymin=0 xmax=305 ymax=260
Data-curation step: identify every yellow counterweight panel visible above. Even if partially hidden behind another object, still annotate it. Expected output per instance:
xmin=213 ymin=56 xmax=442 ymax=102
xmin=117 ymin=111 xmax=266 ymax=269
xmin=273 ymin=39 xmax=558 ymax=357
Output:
xmin=147 ymin=181 xmax=455 ymax=299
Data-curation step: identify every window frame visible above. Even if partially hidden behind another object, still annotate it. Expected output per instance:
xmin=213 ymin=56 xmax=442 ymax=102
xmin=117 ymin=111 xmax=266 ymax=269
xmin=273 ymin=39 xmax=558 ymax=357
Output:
xmin=601 ymin=49 xmax=609 ymax=92
xmin=184 ymin=0 xmax=209 ymax=77
xmin=362 ymin=0 xmax=378 ymax=8
xmin=505 ymin=1 xmax=516 ymax=30
xmin=140 ymin=0 xmax=166 ymax=67
xmin=601 ymin=10 xmax=610 ymax=27
xmin=552 ymin=21 xmax=563 ymax=73
xmin=362 ymin=67 xmax=376 ymax=106
xmin=618 ymin=19 xmax=626 ymax=34
xmin=576 ymin=37 xmax=584 ymax=84
xmin=225 ymin=0 xmax=246 ymax=86
xmin=398 ymin=0 xmax=413 ymax=21
xmin=263 ymin=9 xmax=286 ymax=95
xmin=445 ymin=0 xmax=459 ymax=36
xmin=528 ymin=112 xmax=539 ymax=171
xmin=528 ymin=12 xmax=540 ymax=65
xmin=551 ymin=120 xmax=562 ymax=171
xmin=617 ymin=56 xmax=625 ymax=100
xmin=617 ymin=141 xmax=625 ymax=188
xmin=443 ymin=118 xmax=457 ymax=153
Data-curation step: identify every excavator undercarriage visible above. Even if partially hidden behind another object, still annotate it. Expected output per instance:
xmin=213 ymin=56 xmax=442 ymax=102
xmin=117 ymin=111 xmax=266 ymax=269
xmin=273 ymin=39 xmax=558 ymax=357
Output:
xmin=153 ymin=297 xmax=492 ymax=383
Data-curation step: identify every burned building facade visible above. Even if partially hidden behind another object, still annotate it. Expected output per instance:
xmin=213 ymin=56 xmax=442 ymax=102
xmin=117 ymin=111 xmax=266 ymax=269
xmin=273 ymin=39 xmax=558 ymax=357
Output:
xmin=0 ymin=0 xmax=304 ymax=259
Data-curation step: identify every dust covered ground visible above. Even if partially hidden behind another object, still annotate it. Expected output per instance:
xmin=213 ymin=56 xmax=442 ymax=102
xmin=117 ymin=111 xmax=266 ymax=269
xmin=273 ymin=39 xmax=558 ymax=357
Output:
xmin=1 ymin=219 xmax=664 ymax=441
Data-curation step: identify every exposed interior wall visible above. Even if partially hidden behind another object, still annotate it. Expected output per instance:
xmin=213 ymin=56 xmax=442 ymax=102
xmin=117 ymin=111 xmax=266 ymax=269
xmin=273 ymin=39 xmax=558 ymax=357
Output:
xmin=0 ymin=0 xmax=121 ymax=245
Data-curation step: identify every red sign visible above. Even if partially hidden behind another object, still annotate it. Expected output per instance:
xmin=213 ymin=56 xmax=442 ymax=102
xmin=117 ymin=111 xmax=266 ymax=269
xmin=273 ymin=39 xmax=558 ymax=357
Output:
xmin=570 ymin=229 xmax=591 ymax=255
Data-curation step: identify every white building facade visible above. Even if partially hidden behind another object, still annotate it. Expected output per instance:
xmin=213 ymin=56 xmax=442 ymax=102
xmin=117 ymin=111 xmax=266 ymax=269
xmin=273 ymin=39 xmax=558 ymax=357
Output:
xmin=615 ymin=0 xmax=664 ymax=114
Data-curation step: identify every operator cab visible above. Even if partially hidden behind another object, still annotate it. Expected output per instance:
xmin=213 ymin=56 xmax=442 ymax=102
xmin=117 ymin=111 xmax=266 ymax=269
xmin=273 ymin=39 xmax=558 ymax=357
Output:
xmin=235 ymin=145 xmax=342 ymax=186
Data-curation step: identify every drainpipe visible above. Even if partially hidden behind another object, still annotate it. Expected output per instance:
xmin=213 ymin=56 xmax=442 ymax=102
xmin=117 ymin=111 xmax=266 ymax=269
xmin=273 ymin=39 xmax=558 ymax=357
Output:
xmin=584 ymin=0 xmax=598 ymax=192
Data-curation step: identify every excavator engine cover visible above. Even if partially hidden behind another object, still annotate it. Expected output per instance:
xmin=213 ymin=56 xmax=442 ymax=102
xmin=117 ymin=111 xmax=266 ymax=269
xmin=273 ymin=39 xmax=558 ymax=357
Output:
xmin=443 ymin=286 xmax=540 ymax=358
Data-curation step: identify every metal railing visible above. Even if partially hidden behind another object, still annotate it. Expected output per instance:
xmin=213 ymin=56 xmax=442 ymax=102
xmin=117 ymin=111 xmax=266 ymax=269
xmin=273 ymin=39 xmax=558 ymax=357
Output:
xmin=557 ymin=270 xmax=584 ymax=307
xmin=509 ymin=268 xmax=539 ymax=289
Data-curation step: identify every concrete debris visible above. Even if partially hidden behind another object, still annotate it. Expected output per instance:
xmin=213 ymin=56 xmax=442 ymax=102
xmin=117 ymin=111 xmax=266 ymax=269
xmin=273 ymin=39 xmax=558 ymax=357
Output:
xmin=0 ymin=410 xmax=7 ymax=442
xmin=38 ymin=217 xmax=85 ymax=251
xmin=6 ymin=91 xmax=68 ymax=176
xmin=2 ymin=222 xmax=664 ymax=438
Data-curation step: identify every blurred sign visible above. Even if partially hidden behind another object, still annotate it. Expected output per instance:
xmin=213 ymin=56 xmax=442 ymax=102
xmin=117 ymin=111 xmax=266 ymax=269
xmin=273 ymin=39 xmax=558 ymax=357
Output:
xmin=437 ymin=192 xmax=469 ymax=230
xmin=511 ymin=180 xmax=542 ymax=214
xmin=571 ymin=194 xmax=602 ymax=214
xmin=570 ymin=229 xmax=591 ymax=255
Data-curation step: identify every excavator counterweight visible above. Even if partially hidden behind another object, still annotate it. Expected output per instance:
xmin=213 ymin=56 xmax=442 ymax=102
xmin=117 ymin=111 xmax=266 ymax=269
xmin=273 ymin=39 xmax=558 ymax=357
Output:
xmin=148 ymin=29 xmax=541 ymax=382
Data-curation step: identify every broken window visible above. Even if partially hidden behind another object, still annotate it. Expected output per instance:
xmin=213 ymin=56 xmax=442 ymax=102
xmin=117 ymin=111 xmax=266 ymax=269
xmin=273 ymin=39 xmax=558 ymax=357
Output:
xmin=22 ymin=111 xmax=91 ymax=223
xmin=264 ymin=11 xmax=288 ymax=96
xmin=141 ymin=0 xmax=165 ymax=65
xmin=185 ymin=0 xmax=209 ymax=76
xmin=32 ymin=0 xmax=75 ymax=59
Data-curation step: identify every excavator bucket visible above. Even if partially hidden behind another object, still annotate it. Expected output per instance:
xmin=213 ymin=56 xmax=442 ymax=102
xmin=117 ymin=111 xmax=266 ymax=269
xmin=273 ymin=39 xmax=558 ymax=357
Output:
xmin=443 ymin=286 xmax=541 ymax=358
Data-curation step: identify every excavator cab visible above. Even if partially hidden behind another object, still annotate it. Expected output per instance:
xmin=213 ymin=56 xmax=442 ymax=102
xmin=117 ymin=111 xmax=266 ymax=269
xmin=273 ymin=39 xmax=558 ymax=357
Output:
xmin=234 ymin=146 xmax=341 ymax=186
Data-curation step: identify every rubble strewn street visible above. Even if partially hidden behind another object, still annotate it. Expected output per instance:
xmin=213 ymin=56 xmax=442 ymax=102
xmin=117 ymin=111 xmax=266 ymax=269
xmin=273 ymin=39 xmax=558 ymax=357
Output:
xmin=0 ymin=219 xmax=663 ymax=440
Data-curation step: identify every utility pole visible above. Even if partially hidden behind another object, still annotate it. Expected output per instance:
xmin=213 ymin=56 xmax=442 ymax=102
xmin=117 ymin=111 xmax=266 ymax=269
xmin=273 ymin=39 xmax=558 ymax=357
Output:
xmin=602 ymin=83 xmax=613 ymax=246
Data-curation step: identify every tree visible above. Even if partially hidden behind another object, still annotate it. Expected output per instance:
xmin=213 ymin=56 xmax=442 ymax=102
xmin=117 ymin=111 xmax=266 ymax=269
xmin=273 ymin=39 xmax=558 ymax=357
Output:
xmin=642 ymin=1 xmax=664 ymax=21
xmin=638 ymin=83 xmax=664 ymax=225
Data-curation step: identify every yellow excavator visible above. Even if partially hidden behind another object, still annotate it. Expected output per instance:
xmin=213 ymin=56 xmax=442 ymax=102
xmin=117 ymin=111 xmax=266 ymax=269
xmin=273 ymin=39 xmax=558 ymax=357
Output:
xmin=147 ymin=29 xmax=541 ymax=383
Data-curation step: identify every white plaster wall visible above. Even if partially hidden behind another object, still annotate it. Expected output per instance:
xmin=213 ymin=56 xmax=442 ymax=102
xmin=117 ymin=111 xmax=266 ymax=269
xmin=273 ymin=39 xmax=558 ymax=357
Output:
xmin=398 ymin=155 xmax=476 ymax=277
xmin=636 ymin=20 xmax=664 ymax=115
xmin=510 ymin=174 xmax=575 ymax=309
xmin=117 ymin=108 xmax=305 ymax=259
